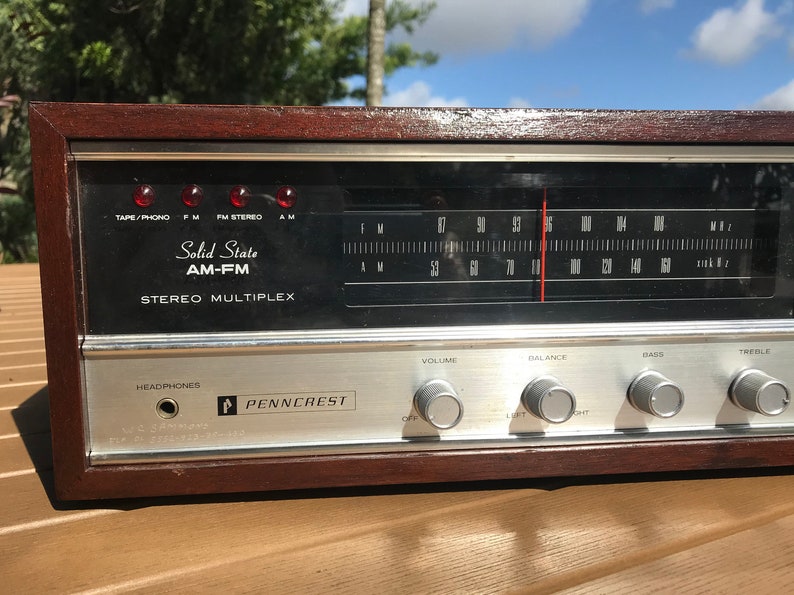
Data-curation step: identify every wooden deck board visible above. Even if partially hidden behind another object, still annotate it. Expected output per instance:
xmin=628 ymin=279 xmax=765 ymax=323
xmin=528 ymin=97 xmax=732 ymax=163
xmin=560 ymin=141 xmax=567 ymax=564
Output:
xmin=0 ymin=393 xmax=49 ymax=437
xmin=0 ymin=382 xmax=48 ymax=409
xmin=2 ymin=262 xmax=794 ymax=593
xmin=560 ymin=515 xmax=794 ymax=594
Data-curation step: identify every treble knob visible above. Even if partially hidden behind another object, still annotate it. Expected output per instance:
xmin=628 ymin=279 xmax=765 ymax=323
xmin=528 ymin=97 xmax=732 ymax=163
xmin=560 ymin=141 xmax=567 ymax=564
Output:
xmin=522 ymin=376 xmax=576 ymax=424
xmin=414 ymin=380 xmax=464 ymax=429
xmin=628 ymin=370 xmax=684 ymax=418
xmin=730 ymin=369 xmax=790 ymax=416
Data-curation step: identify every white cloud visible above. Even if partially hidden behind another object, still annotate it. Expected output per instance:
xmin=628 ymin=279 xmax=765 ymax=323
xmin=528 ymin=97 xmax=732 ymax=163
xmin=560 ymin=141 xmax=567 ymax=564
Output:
xmin=687 ymin=0 xmax=782 ymax=65
xmin=752 ymin=79 xmax=794 ymax=109
xmin=640 ymin=0 xmax=675 ymax=14
xmin=343 ymin=0 xmax=591 ymax=55
xmin=507 ymin=97 xmax=532 ymax=108
xmin=383 ymin=81 xmax=468 ymax=107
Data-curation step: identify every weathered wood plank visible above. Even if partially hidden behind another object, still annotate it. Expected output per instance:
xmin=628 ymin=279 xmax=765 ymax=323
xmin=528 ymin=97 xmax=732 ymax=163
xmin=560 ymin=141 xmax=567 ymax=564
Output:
xmin=3 ymin=473 xmax=794 ymax=593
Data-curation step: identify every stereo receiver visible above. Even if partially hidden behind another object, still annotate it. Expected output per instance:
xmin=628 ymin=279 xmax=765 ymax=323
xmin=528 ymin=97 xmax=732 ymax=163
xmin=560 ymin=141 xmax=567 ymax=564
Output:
xmin=30 ymin=103 xmax=794 ymax=499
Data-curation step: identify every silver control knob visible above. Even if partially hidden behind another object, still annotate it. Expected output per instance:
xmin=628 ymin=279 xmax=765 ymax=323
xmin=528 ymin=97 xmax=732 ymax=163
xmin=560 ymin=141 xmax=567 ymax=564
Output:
xmin=522 ymin=376 xmax=576 ymax=424
xmin=730 ymin=369 xmax=790 ymax=416
xmin=414 ymin=380 xmax=464 ymax=429
xmin=628 ymin=370 xmax=684 ymax=418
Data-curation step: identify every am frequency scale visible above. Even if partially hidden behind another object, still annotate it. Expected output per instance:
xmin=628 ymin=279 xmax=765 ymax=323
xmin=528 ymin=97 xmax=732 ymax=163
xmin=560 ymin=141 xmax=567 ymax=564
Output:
xmin=30 ymin=104 xmax=794 ymax=499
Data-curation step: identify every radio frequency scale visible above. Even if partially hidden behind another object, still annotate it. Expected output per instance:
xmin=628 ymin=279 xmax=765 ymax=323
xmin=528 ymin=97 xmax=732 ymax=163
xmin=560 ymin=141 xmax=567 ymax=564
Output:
xmin=30 ymin=104 xmax=794 ymax=499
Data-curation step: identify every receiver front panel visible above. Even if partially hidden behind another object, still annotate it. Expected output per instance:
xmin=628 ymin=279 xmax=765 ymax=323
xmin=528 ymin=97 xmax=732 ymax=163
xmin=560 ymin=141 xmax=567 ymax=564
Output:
xmin=85 ymin=330 xmax=794 ymax=463
xmin=75 ymin=143 xmax=794 ymax=465
xmin=29 ymin=104 xmax=794 ymax=499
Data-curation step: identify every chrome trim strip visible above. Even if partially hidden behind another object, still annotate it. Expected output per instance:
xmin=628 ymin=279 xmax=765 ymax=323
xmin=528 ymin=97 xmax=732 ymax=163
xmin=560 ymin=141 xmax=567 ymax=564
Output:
xmin=89 ymin=425 xmax=794 ymax=465
xmin=81 ymin=320 xmax=794 ymax=357
xmin=70 ymin=142 xmax=794 ymax=163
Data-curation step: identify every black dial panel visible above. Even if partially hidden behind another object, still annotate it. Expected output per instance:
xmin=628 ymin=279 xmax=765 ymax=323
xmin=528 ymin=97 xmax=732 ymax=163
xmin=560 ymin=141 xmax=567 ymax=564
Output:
xmin=77 ymin=159 xmax=794 ymax=334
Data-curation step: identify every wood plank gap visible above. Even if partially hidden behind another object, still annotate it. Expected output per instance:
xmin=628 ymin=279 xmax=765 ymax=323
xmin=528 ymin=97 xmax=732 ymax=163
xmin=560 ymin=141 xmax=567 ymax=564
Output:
xmin=0 ymin=291 xmax=42 ymax=296
xmin=0 ymin=362 xmax=47 ymax=371
xmin=0 ymin=363 xmax=46 ymax=372
xmin=0 ymin=468 xmax=35 ymax=479
xmin=0 ymin=349 xmax=46 ymax=357
xmin=0 ymin=316 xmax=44 ymax=324
xmin=0 ymin=393 xmax=47 ymax=410
xmin=0 ymin=330 xmax=45 ymax=337
xmin=0 ymin=509 xmax=119 ymax=537
xmin=0 ymin=338 xmax=45 ymax=345
xmin=0 ymin=380 xmax=48 ymax=389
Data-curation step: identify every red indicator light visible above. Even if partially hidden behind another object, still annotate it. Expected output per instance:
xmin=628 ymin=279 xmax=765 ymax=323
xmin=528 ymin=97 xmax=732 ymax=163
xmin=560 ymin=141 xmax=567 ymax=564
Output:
xmin=181 ymin=184 xmax=204 ymax=208
xmin=276 ymin=185 xmax=297 ymax=208
xmin=133 ymin=184 xmax=155 ymax=208
xmin=229 ymin=185 xmax=251 ymax=208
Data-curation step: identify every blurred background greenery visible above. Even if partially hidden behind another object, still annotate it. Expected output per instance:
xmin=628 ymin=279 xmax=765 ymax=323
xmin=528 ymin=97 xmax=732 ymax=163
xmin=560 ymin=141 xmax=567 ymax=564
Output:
xmin=0 ymin=0 xmax=435 ymax=263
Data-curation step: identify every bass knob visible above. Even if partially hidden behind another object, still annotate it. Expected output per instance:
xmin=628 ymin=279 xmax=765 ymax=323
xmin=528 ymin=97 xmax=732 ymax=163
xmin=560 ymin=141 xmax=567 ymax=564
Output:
xmin=628 ymin=370 xmax=684 ymax=418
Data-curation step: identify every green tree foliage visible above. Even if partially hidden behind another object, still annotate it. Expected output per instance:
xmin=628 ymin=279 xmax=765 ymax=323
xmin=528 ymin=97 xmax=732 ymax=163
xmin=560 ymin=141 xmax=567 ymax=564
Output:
xmin=0 ymin=0 xmax=436 ymax=262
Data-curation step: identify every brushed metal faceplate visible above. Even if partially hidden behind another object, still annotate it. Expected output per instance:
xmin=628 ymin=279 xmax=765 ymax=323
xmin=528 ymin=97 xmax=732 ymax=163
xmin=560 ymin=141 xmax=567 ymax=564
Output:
xmin=83 ymin=323 xmax=794 ymax=464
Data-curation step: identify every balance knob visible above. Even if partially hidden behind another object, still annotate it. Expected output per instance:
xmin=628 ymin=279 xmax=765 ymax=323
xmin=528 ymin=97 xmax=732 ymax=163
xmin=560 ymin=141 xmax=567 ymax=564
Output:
xmin=730 ymin=369 xmax=790 ymax=416
xmin=628 ymin=370 xmax=684 ymax=418
xmin=522 ymin=376 xmax=576 ymax=424
xmin=414 ymin=380 xmax=464 ymax=429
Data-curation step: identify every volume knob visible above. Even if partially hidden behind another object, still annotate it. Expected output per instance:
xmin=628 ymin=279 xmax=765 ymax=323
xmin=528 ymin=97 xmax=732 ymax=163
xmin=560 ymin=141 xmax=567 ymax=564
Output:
xmin=628 ymin=370 xmax=684 ymax=418
xmin=730 ymin=369 xmax=790 ymax=416
xmin=522 ymin=376 xmax=576 ymax=424
xmin=414 ymin=380 xmax=464 ymax=429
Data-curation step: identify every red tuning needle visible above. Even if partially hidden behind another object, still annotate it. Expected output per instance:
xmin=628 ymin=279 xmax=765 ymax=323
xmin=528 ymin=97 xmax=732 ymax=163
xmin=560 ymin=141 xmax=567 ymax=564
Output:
xmin=540 ymin=189 xmax=547 ymax=302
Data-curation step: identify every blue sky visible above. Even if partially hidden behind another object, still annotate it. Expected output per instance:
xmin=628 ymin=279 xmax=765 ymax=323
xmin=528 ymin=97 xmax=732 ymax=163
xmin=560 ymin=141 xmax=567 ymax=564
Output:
xmin=340 ymin=0 xmax=794 ymax=110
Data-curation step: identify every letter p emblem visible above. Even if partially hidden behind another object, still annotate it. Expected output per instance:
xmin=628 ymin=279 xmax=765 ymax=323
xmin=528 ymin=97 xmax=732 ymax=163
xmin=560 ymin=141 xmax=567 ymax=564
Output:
xmin=217 ymin=395 xmax=237 ymax=416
